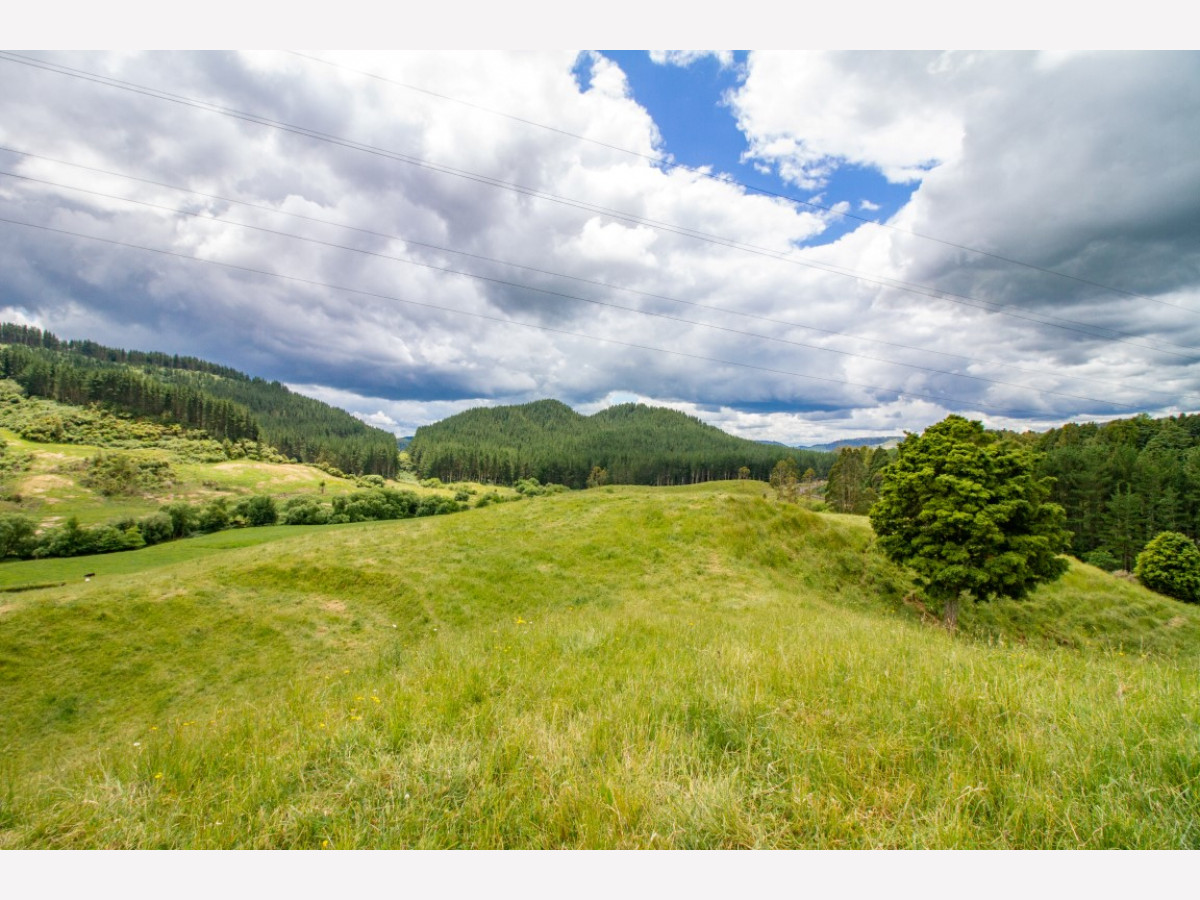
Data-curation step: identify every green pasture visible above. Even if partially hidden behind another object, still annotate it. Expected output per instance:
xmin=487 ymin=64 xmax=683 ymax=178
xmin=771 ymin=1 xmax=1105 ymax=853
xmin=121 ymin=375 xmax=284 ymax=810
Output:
xmin=1 ymin=482 xmax=1197 ymax=848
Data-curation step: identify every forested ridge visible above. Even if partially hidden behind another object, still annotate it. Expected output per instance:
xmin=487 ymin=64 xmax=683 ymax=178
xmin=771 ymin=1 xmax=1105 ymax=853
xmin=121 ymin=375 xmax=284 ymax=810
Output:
xmin=408 ymin=399 xmax=835 ymax=488
xmin=0 ymin=324 xmax=397 ymax=476
xmin=1033 ymin=413 xmax=1200 ymax=569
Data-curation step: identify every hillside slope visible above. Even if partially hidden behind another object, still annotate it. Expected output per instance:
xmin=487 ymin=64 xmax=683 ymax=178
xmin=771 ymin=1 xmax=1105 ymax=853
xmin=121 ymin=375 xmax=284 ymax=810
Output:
xmin=408 ymin=399 xmax=834 ymax=487
xmin=0 ymin=324 xmax=398 ymax=475
xmin=1 ymin=483 xmax=1197 ymax=848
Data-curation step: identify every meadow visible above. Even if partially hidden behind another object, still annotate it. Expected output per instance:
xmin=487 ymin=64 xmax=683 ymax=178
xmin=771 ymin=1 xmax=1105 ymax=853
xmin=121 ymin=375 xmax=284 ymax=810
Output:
xmin=1 ymin=481 xmax=1197 ymax=848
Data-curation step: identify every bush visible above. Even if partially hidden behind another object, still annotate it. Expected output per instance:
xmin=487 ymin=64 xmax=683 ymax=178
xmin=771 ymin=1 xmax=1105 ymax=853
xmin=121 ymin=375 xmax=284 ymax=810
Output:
xmin=82 ymin=452 xmax=175 ymax=496
xmin=196 ymin=499 xmax=231 ymax=533
xmin=138 ymin=512 xmax=174 ymax=545
xmin=1134 ymin=531 xmax=1200 ymax=603
xmin=235 ymin=495 xmax=278 ymax=527
xmin=32 ymin=517 xmax=144 ymax=558
xmin=163 ymin=501 xmax=199 ymax=539
xmin=331 ymin=488 xmax=421 ymax=523
xmin=1083 ymin=549 xmax=1121 ymax=572
xmin=282 ymin=496 xmax=330 ymax=525
xmin=0 ymin=513 xmax=37 ymax=558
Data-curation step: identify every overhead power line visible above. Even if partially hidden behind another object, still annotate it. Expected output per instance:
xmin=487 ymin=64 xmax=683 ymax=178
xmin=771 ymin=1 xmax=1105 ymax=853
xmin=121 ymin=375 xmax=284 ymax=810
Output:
xmin=1 ymin=51 xmax=1194 ymax=362
xmin=2 ymin=145 xmax=1189 ymax=404
xmin=289 ymin=49 xmax=1197 ymax=316
xmin=1 ymin=167 xmax=1157 ymax=413
xmin=0 ymin=214 xmax=1137 ymax=420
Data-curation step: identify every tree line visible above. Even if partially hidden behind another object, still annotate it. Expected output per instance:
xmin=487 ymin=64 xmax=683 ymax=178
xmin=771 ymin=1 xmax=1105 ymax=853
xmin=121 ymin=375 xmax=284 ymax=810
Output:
xmin=1032 ymin=413 xmax=1200 ymax=570
xmin=0 ymin=323 xmax=245 ymax=379
xmin=407 ymin=399 xmax=835 ymax=489
xmin=819 ymin=413 xmax=1200 ymax=577
xmin=0 ymin=487 xmax=464 ymax=561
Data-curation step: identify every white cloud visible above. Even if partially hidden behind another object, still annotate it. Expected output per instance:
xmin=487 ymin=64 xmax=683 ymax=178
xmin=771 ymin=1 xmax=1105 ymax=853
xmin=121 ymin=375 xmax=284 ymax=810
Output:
xmin=648 ymin=51 xmax=735 ymax=69
xmin=730 ymin=51 xmax=974 ymax=188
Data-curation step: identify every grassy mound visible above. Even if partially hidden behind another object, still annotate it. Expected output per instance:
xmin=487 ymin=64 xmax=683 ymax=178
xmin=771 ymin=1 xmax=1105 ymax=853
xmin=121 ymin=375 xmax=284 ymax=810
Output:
xmin=1 ymin=483 xmax=1197 ymax=848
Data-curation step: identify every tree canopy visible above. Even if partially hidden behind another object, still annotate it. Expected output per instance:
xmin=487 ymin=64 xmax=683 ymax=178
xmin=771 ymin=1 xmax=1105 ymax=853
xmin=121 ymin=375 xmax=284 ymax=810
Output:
xmin=868 ymin=415 xmax=1071 ymax=628
xmin=1034 ymin=413 xmax=1200 ymax=570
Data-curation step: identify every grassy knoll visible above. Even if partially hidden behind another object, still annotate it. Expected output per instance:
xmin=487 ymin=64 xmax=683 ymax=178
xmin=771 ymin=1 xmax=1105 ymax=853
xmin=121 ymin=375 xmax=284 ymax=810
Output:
xmin=0 ymin=482 xmax=1197 ymax=848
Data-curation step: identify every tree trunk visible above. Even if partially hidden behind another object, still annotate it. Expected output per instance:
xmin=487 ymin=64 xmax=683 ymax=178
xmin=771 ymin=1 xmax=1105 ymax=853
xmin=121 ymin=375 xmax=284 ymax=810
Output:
xmin=943 ymin=591 xmax=967 ymax=632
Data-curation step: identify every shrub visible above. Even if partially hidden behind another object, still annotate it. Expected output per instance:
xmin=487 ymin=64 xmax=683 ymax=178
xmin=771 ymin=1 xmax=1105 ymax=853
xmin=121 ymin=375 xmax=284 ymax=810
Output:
xmin=0 ymin=513 xmax=37 ymax=558
xmin=235 ymin=495 xmax=278 ymax=527
xmin=20 ymin=413 xmax=65 ymax=442
xmin=1083 ymin=549 xmax=1121 ymax=572
xmin=282 ymin=496 xmax=330 ymax=525
xmin=1134 ymin=531 xmax=1200 ymax=603
xmin=138 ymin=512 xmax=174 ymax=545
xmin=82 ymin=452 xmax=175 ymax=496
xmin=32 ymin=517 xmax=143 ymax=558
xmin=163 ymin=501 xmax=199 ymax=539
xmin=196 ymin=499 xmax=231 ymax=533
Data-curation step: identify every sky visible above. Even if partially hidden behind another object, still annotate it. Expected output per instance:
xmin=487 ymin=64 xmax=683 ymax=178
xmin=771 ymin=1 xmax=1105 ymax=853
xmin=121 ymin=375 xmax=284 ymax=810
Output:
xmin=1 ymin=48 xmax=1199 ymax=446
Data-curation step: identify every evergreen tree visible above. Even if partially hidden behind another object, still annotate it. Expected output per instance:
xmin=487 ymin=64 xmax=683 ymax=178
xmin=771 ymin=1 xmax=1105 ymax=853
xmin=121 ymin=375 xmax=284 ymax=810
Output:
xmin=870 ymin=416 xmax=1071 ymax=629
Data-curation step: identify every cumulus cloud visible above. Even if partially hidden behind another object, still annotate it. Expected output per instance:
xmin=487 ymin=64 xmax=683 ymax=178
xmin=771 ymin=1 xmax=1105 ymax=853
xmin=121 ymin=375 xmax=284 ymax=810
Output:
xmin=730 ymin=51 xmax=973 ymax=188
xmin=0 ymin=50 xmax=1197 ymax=446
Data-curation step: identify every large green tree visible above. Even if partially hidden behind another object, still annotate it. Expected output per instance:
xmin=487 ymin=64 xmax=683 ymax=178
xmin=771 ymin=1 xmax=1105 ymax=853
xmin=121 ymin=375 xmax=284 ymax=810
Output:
xmin=869 ymin=415 xmax=1071 ymax=629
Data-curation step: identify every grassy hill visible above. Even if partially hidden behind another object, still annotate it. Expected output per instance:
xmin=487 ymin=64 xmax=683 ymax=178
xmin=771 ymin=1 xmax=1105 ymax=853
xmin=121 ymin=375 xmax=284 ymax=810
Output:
xmin=1 ymin=481 xmax=1197 ymax=848
xmin=0 ymin=401 xmax=484 ymax=576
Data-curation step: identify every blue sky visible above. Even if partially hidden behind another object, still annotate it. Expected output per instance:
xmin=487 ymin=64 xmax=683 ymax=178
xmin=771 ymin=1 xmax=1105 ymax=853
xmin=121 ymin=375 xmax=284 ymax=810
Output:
xmin=576 ymin=51 xmax=917 ymax=247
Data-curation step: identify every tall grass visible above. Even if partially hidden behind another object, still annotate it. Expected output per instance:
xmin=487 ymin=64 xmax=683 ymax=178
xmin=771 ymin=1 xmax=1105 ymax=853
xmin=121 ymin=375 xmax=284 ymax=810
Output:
xmin=1 ymin=483 xmax=1197 ymax=848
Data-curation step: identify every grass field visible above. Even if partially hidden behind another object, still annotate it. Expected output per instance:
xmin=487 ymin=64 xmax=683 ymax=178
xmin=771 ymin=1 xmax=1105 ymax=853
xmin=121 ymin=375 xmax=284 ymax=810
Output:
xmin=1 ymin=482 xmax=1197 ymax=848
xmin=0 ymin=522 xmax=379 ymax=590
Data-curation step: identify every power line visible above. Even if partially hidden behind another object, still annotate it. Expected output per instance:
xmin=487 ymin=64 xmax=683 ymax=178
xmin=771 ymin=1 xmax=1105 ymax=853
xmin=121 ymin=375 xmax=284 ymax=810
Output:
xmin=0 ymin=214 xmax=1133 ymax=420
xmin=289 ymin=49 xmax=1197 ymax=316
xmin=2 ymin=167 xmax=1156 ymax=413
xmin=4 ymin=146 xmax=1188 ymax=404
xmin=2 ymin=51 xmax=1194 ymax=362
xmin=4 ymin=151 xmax=1190 ymax=405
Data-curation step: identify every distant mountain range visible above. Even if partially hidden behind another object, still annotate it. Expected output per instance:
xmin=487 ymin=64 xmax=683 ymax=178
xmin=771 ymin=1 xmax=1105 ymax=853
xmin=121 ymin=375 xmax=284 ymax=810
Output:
xmin=798 ymin=436 xmax=904 ymax=453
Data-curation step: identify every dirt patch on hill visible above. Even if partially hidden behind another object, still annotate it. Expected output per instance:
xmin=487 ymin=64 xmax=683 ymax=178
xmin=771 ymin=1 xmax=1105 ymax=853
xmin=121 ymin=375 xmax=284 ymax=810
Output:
xmin=21 ymin=474 xmax=74 ymax=496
